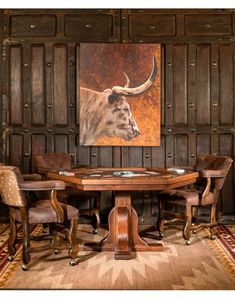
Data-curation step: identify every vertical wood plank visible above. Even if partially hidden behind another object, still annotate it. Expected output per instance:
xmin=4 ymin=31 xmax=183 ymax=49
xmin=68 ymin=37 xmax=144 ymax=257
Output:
xmin=174 ymin=134 xmax=188 ymax=165
xmin=165 ymin=44 xmax=173 ymax=127
xmin=75 ymin=44 xmax=91 ymax=165
xmin=165 ymin=44 xmax=174 ymax=167
xmin=9 ymin=134 xmax=23 ymax=168
xmin=187 ymin=45 xmax=197 ymax=165
xmin=45 ymin=43 xmax=53 ymax=151
xmin=23 ymin=44 xmax=31 ymax=129
xmin=53 ymin=45 xmax=68 ymax=126
xmin=173 ymin=44 xmax=187 ymax=126
xmin=90 ymin=146 xmax=99 ymax=167
xmin=68 ymin=43 xmax=76 ymax=160
xmin=151 ymin=136 xmax=165 ymax=167
xmin=75 ymin=44 xmax=80 ymax=127
xmin=100 ymin=146 xmax=113 ymax=167
xmin=188 ymin=44 xmax=196 ymax=127
xmin=54 ymin=134 xmax=69 ymax=153
xmin=31 ymin=45 xmax=45 ymax=126
xmin=31 ymin=134 xmax=46 ymax=171
xmin=196 ymin=45 xmax=211 ymax=126
xmin=113 ymin=146 xmax=121 ymax=167
xmin=219 ymin=44 xmax=233 ymax=125
xmin=121 ymin=147 xmax=130 ymax=167
xmin=196 ymin=134 xmax=211 ymax=155
xmin=211 ymin=44 xmax=219 ymax=126
xmin=77 ymin=138 xmax=91 ymax=166
xmin=143 ymin=146 xmax=151 ymax=167
xmin=9 ymin=46 xmax=23 ymax=125
xmin=130 ymin=147 xmax=142 ymax=167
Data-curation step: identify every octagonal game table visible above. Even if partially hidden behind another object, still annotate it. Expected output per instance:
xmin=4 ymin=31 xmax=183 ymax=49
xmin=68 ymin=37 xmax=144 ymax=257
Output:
xmin=48 ymin=167 xmax=198 ymax=260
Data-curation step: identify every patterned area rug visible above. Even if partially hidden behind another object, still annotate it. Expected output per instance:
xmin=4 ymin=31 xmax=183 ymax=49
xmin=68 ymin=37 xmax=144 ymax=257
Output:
xmin=0 ymin=223 xmax=235 ymax=290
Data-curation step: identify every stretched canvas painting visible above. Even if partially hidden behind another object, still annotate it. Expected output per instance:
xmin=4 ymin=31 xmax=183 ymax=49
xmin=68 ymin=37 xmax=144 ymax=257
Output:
xmin=79 ymin=43 xmax=161 ymax=146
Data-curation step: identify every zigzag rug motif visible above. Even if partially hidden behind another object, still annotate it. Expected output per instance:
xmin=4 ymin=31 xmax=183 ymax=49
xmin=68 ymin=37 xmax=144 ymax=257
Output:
xmin=206 ymin=225 xmax=235 ymax=281
xmin=0 ymin=224 xmax=235 ymax=289
xmin=0 ymin=224 xmax=41 ymax=288
xmin=215 ymin=225 xmax=235 ymax=262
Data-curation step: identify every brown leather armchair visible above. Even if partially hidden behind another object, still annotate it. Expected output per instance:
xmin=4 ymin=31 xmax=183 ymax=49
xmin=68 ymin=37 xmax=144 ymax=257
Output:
xmin=0 ymin=166 xmax=80 ymax=270
xmin=157 ymin=155 xmax=233 ymax=244
xmin=34 ymin=153 xmax=100 ymax=233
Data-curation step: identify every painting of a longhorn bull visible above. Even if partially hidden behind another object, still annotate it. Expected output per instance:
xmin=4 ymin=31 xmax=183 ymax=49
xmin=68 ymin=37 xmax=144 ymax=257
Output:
xmin=79 ymin=43 xmax=161 ymax=146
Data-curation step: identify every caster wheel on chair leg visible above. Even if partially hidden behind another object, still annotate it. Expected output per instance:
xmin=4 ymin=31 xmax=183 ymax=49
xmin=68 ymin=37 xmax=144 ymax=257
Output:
xmin=93 ymin=229 xmax=98 ymax=234
xmin=22 ymin=264 xmax=28 ymax=271
xmin=185 ymin=240 xmax=191 ymax=245
xmin=8 ymin=255 xmax=14 ymax=262
xmin=159 ymin=232 xmax=164 ymax=238
xmin=8 ymin=247 xmax=16 ymax=261
xmin=69 ymin=260 xmax=76 ymax=266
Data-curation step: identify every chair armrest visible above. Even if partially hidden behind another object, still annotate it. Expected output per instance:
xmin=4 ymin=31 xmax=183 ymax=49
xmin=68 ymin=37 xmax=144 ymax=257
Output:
xmin=200 ymin=169 xmax=227 ymax=178
xmin=37 ymin=167 xmax=59 ymax=174
xmin=19 ymin=180 xmax=66 ymax=191
xmin=22 ymin=173 xmax=42 ymax=181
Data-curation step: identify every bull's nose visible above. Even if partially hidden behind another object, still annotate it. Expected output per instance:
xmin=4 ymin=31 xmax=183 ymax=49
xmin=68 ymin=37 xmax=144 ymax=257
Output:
xmin=133 ymin=129 xmax=140 ymax=137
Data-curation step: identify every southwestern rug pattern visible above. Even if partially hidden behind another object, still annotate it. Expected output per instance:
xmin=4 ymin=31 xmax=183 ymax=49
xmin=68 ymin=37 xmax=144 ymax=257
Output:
xmin=0 ymin=223 xmax=235 ymax=290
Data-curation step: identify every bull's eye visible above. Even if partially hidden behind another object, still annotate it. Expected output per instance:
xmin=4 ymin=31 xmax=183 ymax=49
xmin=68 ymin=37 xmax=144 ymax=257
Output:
xmin=117 ymin=124 xmax=128 ymax=130
xmin=112 ymin=108 xmax=121 ymax=113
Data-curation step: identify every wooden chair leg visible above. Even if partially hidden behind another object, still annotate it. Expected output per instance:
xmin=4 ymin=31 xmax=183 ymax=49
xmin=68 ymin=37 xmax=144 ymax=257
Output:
xmin=183 ymin=204 xmax=192 ymax=245
xmin=68 ymin=218 xmax=79 ymax=266
xmin=20 ymin=208 xmax=31 ymax=271
xmin=8 ymin=208 xmax=17 ymax=260
xmin=192 ymin=206 xmax=198 ymax=224
xmin=93 ymin=210 xmax=100 ymax=234
xmin=209 ymin=204 xmax=217 ymax=240
xmin=92 ymin=196 xmax=100 ymax=233
xmin=157 ymin=199 xmax=165 ymax=238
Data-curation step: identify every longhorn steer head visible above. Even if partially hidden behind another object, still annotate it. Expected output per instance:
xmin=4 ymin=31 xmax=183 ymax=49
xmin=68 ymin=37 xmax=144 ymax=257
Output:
xmin=80 ymin=57 xmax=157 ymax=145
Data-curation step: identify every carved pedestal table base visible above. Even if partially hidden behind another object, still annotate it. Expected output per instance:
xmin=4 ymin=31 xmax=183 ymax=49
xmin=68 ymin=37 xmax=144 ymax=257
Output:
xmin=100 ymin=191 xmax=163 ymax=259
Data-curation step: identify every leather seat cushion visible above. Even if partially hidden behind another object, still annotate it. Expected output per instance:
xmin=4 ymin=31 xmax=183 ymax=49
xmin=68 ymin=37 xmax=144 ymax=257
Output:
xmin=159 ymin=189 xmax=199 ymax=206
xmin=13 ymin=200 xmax=79 ymax=224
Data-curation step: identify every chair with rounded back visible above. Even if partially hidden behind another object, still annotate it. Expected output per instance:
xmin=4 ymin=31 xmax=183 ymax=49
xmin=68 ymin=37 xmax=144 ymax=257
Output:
xmin=34 ymin=153 xmax=100 ymax=233
xmin=0 ymin=161 xmax=42 ymax=181
xmin=0 ymin=165 xmax=80 ymax=270
xmin=157 ymin=155 xmax=233 ymax=244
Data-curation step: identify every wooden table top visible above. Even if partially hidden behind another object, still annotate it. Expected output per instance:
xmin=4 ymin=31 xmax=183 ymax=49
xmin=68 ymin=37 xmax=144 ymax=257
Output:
xmin=48 ymin=167 xmax=199 ymax=191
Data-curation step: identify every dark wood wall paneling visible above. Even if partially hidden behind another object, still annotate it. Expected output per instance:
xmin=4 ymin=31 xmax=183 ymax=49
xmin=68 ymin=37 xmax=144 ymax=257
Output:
xmin=0 ymin=9 xmax=235 ymax=223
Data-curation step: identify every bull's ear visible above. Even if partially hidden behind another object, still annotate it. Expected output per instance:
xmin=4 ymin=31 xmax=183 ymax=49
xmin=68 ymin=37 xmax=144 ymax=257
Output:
xmin=108 ymin=94 xmax=118 ymax=104
xmin=103 ymin=88 xmax=117 ymax=104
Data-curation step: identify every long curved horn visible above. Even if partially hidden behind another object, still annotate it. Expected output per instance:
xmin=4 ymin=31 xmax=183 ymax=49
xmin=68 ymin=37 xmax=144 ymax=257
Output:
xmin=111 ymin=57 xmax=157 ymax=96
xmin=123 ymin=72 xmax=130 ymax=88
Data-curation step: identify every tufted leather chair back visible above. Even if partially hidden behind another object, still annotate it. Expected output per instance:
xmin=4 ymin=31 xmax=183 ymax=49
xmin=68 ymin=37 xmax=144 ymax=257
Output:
xmin=0 ymin=166 xmax=27 ymax=207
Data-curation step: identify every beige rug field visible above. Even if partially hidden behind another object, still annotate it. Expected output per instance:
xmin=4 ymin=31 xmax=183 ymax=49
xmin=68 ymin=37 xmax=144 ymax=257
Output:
xmin=0 ymin=224 xmax=235 ymax=290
